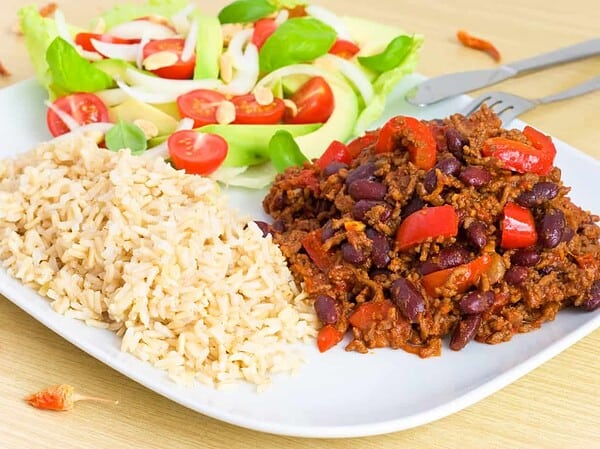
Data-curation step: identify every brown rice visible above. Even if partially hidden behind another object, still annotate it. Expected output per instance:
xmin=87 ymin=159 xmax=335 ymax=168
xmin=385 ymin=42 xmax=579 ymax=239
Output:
xmin=0 ymin=136 xmax=317 ymax=389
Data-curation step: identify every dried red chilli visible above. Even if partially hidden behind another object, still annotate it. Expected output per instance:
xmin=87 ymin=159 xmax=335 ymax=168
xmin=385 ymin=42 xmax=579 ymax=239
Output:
xmin=25 ymin=384 xmax=118 ymax=411
xmin=456 ymin=29 xmax=501 ymax=62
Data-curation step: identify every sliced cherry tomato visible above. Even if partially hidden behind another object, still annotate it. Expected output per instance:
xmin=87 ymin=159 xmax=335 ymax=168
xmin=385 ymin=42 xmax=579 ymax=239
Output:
xmin=142 ymin=38 xmax=195 ymax=79
xmin=176 ymin=89 xmax=226 ymax=128
xmin=46 ymin=93 xmax=109 ymax=137
xmin=251 ymin=18 xmax=277 ymax=49
xmin=285 ymin=76 xmax=334 ymax=124
xmin=500 ymin=202 xmax=537 ymax=249
xmin=482 ymin=126 xmax=556 ymax=175
xmin=421 ymin=254 xmax=492 ymax=297
xmin=396 ymin=205 xmax=459 ymax=251
xmin=375 ymin=116 xmax=437 ymax=170
xmin=231 ymin=94 xmax=285 ymax=125
xmin=74 ymin=33 xmax=140 ymax=53
xmin=167 ymin=130 xmax=228 ymax=175
xmin=317 ymin=324 xmax=343 ymax=352
xmin=349 ymin=300 xmax=394 ymax=330
xmin=328 ymin=39 xmax=360 ymax=59
xmin=316 ymin=140 xmax=352 ymax=169
xmin=301 ymin=229 xmax=336 ymax=272
xmin=346 ymin=131 xmax=378 ymax=158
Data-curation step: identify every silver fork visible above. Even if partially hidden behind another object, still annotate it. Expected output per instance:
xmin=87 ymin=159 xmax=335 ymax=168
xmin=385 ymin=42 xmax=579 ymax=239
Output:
xmin=462 ymin=76 xmax=600 ymax=124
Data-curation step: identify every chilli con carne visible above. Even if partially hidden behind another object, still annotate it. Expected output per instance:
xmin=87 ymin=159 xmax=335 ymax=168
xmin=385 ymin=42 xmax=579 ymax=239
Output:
xmin=263 ymin=106 xmax=600 ymax=356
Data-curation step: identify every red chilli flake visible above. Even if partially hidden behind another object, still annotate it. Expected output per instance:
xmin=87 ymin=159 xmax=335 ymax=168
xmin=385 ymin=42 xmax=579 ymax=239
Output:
xmin=25 ymin=384 xmax=118 ymax=411
xmin=456 ymin=29 xmax=501 ymax=62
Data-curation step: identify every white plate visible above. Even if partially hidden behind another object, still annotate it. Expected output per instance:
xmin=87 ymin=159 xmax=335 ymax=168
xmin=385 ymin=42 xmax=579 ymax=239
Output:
xmin=1 ymin=75 xmax=599 ymax=438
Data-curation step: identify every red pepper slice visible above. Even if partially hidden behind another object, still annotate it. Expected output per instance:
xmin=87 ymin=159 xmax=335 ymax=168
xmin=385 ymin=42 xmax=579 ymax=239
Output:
xmin=316 ymin=140 xmax=352 ymax=169
xmin=317 ymin=324 xmax=343 ymax=352
xmin=396 ymin=205 xmax=459 ymax=251
xmin=301 ymin=229 xmax=336 ymax=272
xmin=346 ymin=131 xmax=378 ymax=158
xmin=348 ymin=300 xmax=394 ymax=330
xmin=422 ymin=254 xmax=492 ymax=297
xmin=500 ymin=202 xmax=538 ymax=249
xmin=375 ymin=116 xmax=437 ymax=170
xmin=482 ymin=126 xmax=556 ymax=175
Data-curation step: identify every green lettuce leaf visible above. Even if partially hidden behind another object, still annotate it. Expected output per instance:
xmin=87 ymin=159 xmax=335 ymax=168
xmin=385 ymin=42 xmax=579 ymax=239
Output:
xmin=99 ymin=0 xmax=188 ymax=29
xmin=193 ymin=13 xmax=222 ymax=79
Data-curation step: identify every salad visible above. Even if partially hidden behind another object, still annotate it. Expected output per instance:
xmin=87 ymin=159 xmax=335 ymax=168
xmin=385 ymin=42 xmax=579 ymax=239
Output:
xmin=20 ymin=0 xmax=423 ymax=187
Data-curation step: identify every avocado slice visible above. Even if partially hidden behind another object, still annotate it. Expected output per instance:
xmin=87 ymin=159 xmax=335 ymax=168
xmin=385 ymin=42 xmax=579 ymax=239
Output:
xmin=109 ymin=98 xmax=179 ymax=136
xmin=92 ymin=58 xmax=133 ymax=80
xmin=193 ymin=14 xmax=222 ymax=80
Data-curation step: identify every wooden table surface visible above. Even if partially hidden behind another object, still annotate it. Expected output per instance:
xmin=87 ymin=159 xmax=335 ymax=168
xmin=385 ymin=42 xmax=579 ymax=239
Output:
xmin=1 ymin=0 xmax=599 ymax=448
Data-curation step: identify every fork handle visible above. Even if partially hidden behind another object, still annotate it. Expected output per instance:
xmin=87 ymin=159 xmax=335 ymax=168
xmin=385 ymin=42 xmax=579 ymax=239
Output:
xmin=505 ymin=39 xmax=600 ymax=74
xmin=538 ymin=76 xmax=600 ymax=104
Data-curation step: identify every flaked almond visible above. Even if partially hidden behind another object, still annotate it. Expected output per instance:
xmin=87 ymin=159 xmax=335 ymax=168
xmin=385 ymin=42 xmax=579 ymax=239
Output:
xmin=92 ymin=17 xmax=107 ymax=34
xmin=76 ymin=46 xmax=103 ymax=61
xmin=83 ymin=130 xmax=106 ymax=144
xmin=283 ymin=99 xmax=298 ymax=117
xmin=253 ymin=86 xmax=274 ymax=106
xmin=221 ymin=23 xmax=245 ymax=46
xmin=133 ymin=119 xmax=159 ymax=139
xmin=219 ymin=52 xmax=234 ymax=84
xmin=215 ymin=100 xmax=236 ymax=125
xmin=143 ymin=51 xmax=178 ymax=70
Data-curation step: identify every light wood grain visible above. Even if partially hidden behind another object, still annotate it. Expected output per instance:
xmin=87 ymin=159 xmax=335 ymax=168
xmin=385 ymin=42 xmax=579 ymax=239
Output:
xmin=1 ymin=0 xmax=599 ymax=448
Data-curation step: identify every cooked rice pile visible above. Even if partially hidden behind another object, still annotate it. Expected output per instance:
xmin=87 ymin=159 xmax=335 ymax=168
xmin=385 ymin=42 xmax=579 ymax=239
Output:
xmin=0 ymin=137 xmax=317 ymax=388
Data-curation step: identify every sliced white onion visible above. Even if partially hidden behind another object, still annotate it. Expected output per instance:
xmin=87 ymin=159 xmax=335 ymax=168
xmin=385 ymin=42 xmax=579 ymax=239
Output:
xmin=95 ymin=88 xmax=129 ymax=107
xmin=49 ymin=122 xmax=114 ymax=145
xmin=76 ymin=46 xmax=104 ymax=61
xmin=142 ymin=118 xmax=194 ymax=160
xmin=305 ymin=5 xmax=353 ymax=42
xmin=228 ymin=28 xmax=253 ymax=70
xmin=45 ymin=99 xmax=80 ymax=131
xmin=220 ymin=43 xmax=258 ymax=95
xmin=322 ymin=54 xmax=374 ymax=104
xmin=124 ymin=68 xmax=223 ymax=97
xmin=91 ymin=39 xmax=139 ymax=61
xmin=180 ymin=19 xmax=198 ymax=62
xmin=108 ymin=20 xmax=177 ymax=40
xmin=171 ymin=3 xmax=196 ymax=34
xmin=274 ymin=9 xmax=289 ymax=25
xmin=54 ymin=10 xmax=75 ymax=46
xmin=255 ymin=63 xmax=342 ymax=91
xmin=116 ymin=78 xmax=180 ymax=104
xmin=136 ymin=32 xmax=151 ymax=69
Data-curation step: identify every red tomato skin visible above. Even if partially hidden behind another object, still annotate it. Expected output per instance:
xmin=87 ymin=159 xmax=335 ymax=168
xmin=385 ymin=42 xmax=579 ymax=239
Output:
xmin=346 ymin=131 xmax=378 ymax=158
xmin=422 ymin=254 xmax=492 ymax=297
xmin=142 ymin=39 xmax=195 ymax=80
xmin=176 ymin=89 xmax=226 ymax=128
xmin=328 ymin=39 xmax=360 ymax=58
xmin=46 ymin=93 xmax=109 ymax=137
xmin=167 ymin=130 xmax=228 ymax=175
xmin=316 ymin=140 xmax=352 ymax=169
xmin=285 ymin=76 xmax=334 ymax=125
xmin=317 ymin=324 xmax=343 ymax=352
xmin=301 ymin=229 xmax=335 ymax=272
xmin=349 ymin=300 xmax=394 ymax=330
xmin=396 ymin=205 xmax=459 ymax=251
xmin=74 ymin=33 xmax=140 ymax=53
xmin=252 ymin=18 xmax=277 ymax=49
xmin=500 ymin=202 xmax=538 ymax=249
xmin=231 ymin=95 xmax=285 ymax=125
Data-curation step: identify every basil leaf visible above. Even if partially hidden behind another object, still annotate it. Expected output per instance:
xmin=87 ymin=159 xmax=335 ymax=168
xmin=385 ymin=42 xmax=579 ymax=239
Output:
xmin=269 ymin=130 xmax=307 ymax=172
xmin=259 ymin=18 xmax=337 ymax=73
xmin=105 ymin=120 xmax=148 ymax=154
xmin=45 ymin=37 xmax=114 ymax=93
xmin=358 ymin=35 xmax=416 ymax=73
xmin=218 ymin=0 xmax=276 ymax=24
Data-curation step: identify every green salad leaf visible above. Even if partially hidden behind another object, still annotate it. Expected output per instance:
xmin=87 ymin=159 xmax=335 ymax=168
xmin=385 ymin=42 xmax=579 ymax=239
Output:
xmin=105 ymin=120 xmax=148 ymax=154
xmin=269 ymin=0 xmax=307 ymax=8
xmin=46 ymin=37 xmax=114 ymax=94
xmin=218 ymin=0 xmax=276 ymax=24
xmin=193 ymin=13 xmax=222 ymax=79
xmin=259 ymin=18 xmax=337 ymax=73
xmin=269 ymin=130 xmax=308 ymax=172
xmin=99 ymin=0 xmax=188 ymax=29
xmin=358 ymin=35 xmax=416 ymax=73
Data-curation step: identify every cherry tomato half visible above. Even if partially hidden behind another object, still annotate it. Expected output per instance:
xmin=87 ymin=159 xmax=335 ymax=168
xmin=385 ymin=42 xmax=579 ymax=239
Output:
xmin=251 ymin=18 xmax=277 ymax=49
xmin=142 ymin=38 xmax=195 ymax=80
xmin=285 ymin=76 xmax=334 ymax=124
xmin=74 ymin=33 xmax=140 ymax=53
xmin=329 ymin=39 xmax=360 ymax=59
xmin=168 ymin=130 xmax=228 ymax=175
xmin=176 ymin=89 xmax=227 ymax=128
xmin=231 ymin=94 xmax=285 ymax=124
xmin=46 ymin=93 xmax=109 ymax=137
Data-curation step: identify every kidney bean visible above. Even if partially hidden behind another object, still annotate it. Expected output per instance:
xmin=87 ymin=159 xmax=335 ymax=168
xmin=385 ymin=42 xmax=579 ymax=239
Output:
xmin=342 ymin=242 xmax=367 ymax=265
xmin=254 ymin=220 xmax=270 ymax=237
xmin=323 ymin=161 xmax=348 ymax=177
xmin=511 ymin=248 xmax=541 ymax=266
xmin=505 ymin=266 xmax=528 ymax=285
xmin=580 ymin=280 xmax=600 ymax=311
xmin=539 ymin=266 xmax=554 ymax=276
xmin=466 ymin=221 xmax=488 ymax=250
xmin=450 ymin=314 xmax=482 ymax=351
xmin=459 ymin=166 xmax=491 ymax=187
xmin=348 ymin=179 xmax=387 ymax=201
xmin=390 ymin=278 xmax=425 ymax=323
xmin=314 ymin=294 xmax=339 ymax=324
xmin=321 ymin=220 xmax=335 ymax=242
xmin=515 ymin=191 xmax=538 ymax=208
xmin=516 ymin=181 xmax=559 ymax=207
xmin=402 ymin=195 xmax=425 ymax=218
xmin=445 ymin=128 xmax=468 ymax=158
xmin=366 ymin=228 xmax=390 ymax=268
xmin=345 ymin=162 xmax=376 ymax=186
xmin=272 ymin=219 xmax=286 ymax=232
xmin=438 ymin=245 xmax=470 ymax=269
xmin=424 ymin=169 xmax=438 ymax=193
xmin=420 ymin=261 xmax=441 ymax=275
xmin=352 ymin=200 xmax=379 ymax=221
xmin=437 ymin=156 xmax=462 ymax=176
xmin=561 ymin=227 xmax=574 ymax=243
xmin=459 ymin=291 xmax=494 ymax=314
xmin=538 ymin=209 xmax=565 ymax=248
xmin=379 ymin=204 xmax=393 ymax=222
